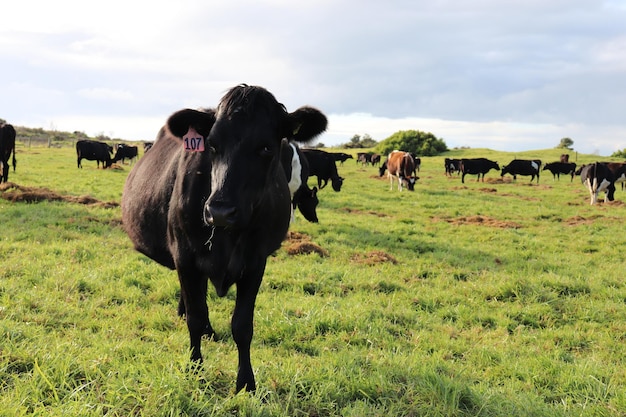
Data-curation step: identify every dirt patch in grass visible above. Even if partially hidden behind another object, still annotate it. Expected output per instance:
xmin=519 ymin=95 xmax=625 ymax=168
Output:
xmin=351 ymin=250 xmax=398 ymax=265
xmin=440 ymin=215 xmax=522 ymax=229
xmin=340 ymin=207 xmax=388 ymax=217
xmin=564 ymin=215 xmax=599 ymax=226
xmin=284 ymin=231 xmax=329 ymax=257
xmin=0 ymin=182 xmax=119 ymax=208
xmin=563 ymin=212 xmax=623 ymax=226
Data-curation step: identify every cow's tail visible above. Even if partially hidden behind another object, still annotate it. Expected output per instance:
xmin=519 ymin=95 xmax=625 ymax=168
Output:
xmin=12 ymin=146 xmax=16 ymax=172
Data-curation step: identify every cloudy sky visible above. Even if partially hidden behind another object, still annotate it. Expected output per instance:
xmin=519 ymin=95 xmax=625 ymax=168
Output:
xmin=2 ymin=0 xmax=625 ymax=155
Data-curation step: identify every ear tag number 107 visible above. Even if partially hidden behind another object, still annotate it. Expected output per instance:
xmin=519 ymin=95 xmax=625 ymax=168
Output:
xmin=183 ymin=127 xmax=205 ymax=152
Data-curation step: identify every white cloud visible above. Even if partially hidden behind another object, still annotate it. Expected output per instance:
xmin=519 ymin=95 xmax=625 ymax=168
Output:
xmin=1 ymin=0 xmax=626 ymax=156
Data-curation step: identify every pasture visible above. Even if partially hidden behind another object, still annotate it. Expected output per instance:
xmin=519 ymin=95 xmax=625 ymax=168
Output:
xmin=1 ymin=144 xmax=625 ymax=416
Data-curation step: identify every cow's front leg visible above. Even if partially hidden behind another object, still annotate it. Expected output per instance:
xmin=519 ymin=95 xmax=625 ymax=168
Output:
xmin=177 ymin=267 xmax=211 ymax=362
xmin=177 ymin=293 xmax=216 ymax=338
xmin=232 ymin=272 xmax=263 ymax=392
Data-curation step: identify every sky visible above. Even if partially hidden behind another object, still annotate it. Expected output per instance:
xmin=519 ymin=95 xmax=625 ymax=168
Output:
xmin=1 ymin=0 xmax=626 ymax=155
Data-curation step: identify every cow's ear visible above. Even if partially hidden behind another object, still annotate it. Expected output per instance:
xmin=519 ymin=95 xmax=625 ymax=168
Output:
xmin=286 ymin=106 xmax=327 ymax=143
xmin=167 ymin=108 xmax=216 ymax=139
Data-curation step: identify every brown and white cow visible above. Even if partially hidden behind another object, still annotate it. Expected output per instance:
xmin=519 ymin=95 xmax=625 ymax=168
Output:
xmin=382 ymin=150 xmax=418 ymax=191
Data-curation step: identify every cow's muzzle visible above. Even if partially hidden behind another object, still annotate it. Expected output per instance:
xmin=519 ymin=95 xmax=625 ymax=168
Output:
xmin=204 ymin=203 xmax=238 ymax=228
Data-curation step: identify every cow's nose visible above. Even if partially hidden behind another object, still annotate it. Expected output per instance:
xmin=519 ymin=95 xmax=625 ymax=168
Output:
xmin=205 ymin=204 xmax=237 ymax=228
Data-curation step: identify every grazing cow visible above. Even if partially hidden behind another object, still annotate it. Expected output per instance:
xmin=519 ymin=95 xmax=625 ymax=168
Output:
xmin=501 ymin=159 xmax=542 ymax=183
xmin=444 ymin=158 xmax=461 ymax=176
xmin=0 ymin=124 xmax=17 ymax=183
xmin=329 ymin=152 xmax=353 ymax=165
xmin=301 ymin=148 xmax=344 ymax=191
xmin=281 ymin=143 xmax=319 ymax=222
xmin=543 ymin=162 xmax=577 ymax=181
xmin=579 ymin=162 xmax=615 ymax=205
xmin=460 ymin=158 xmax=500 ymax=183
xmin=76 ymin=140 xmax=113 ymax=168
xmin=604 ymin=162 xmax=626 ymax=191
xmin=370 ymin=153 xmax=381 ymax=166
xmin=357 ymin=152 xmax=373 ymax=165
xmin=412 ymin=154 xmax=422 ymax=173
xmin=382 ymin=150 xmax=417 ymax=191
xmin=112 ymin=144 xmax=139 ymax=164
xmin=121 ymin=85 xmax=327 ymax=392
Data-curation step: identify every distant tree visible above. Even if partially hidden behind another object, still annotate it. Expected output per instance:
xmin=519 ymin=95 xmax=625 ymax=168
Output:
xmin=556 ymin=137 xmax=574 ymax=150
xmin=342 ymin=134 xmax=377 ymax=149
xmin=611 ymin=148 xmax=626 ymax=158
xmin=374 ymin=130 xmax=448 ymax=156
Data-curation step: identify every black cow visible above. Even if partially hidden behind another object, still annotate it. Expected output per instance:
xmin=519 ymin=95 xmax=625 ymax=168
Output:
xmin=0 ymin=124 xmax=17 ymax=183
xmin=579 ymin=162 xmax=615 ymax=205
xmin=76 ymin=140 xmax=113 ymax=168
xmin=543 ymin=162 xmax=577 ymax=181
xmin=444 ymin=158 xmax=461 ymax=176
xmin=329 ymin=152 xmax=353 ymax=165
xmin=301 ymin=148 xmax=344 ymax=191
xmin=460 ymin=158 xmax=500 ymax=183
xmin=113 ymin=144 xmax=139 ymax=164
xmin=281 ymin=142 xmax=319 ymax=223
xmin=501 ymin=159 xmax=542 ymax=183
xmin=121 ymin=85 xmax=327 ymax=392
xmin=370 ymin=153 xmax=381 ymax=166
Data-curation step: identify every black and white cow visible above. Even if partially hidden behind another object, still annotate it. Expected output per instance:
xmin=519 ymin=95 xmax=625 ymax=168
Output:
xmin=444 ymin=158 xmax=461 ymax=176
xmin=579 ymin=162 xmax=615 ymax=205
xmin=121 ymin=85 xmax=327 ymax=392
xmin=604 ymin=162 xmax=626 ymax=190
xmin=501 ymin=159 xmax=542 ymax=183
xmin=281 ymin=142 xmax=319 ymax=223
xmin=542 ymin=162 xmax=577 ymax=181
xmin=460 ymin=158 xmax=500 ymax=183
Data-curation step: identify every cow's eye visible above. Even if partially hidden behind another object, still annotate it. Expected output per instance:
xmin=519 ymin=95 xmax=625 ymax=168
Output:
xmin=259 ymin=145 xmax=274 ymax=157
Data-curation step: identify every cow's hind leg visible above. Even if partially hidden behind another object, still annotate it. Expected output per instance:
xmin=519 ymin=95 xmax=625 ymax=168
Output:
xmin=232 ymin=271 xmax=263 ymax=392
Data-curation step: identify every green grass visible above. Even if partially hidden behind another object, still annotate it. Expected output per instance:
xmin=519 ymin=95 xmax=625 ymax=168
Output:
xmin=1 ymin=143 xmax=625 ymax=416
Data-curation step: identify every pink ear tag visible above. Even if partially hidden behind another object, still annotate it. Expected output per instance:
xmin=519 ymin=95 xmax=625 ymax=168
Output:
xmin=182 ymin=127 xmax=205 ymax=152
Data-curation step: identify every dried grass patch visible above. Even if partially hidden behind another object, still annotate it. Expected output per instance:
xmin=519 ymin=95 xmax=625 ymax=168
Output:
xmin=284 ymin=231 xmax=329 ymax=257
xmin=441 ymin=215 xmax=522 ymax=229
xmin=351 ymin=250 xmax=398 ymax=265
xmin=0 ymin=182 xmax=118 ymax=208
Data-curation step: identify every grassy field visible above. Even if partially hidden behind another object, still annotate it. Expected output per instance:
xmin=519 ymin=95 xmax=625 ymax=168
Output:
xmin=1 ymin=143 xmax=625 ymax=416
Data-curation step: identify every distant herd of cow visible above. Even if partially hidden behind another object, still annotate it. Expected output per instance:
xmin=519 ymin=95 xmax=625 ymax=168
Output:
xmin=2 ymin=123 xmax=626 ymax=208
xmin=441 ymin=155 xmax=626 ymax=205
